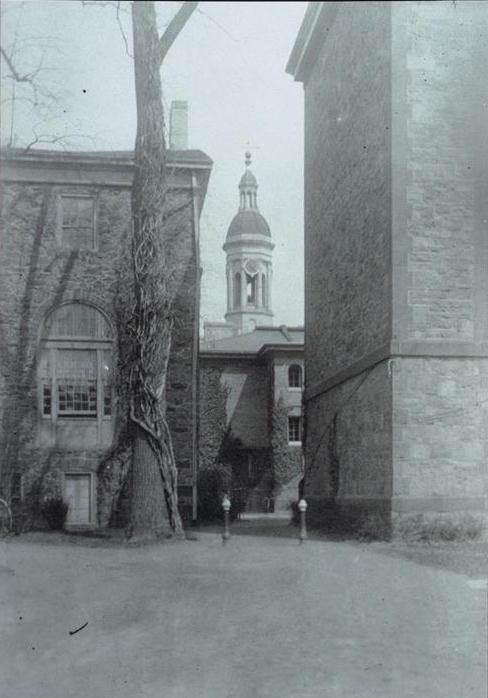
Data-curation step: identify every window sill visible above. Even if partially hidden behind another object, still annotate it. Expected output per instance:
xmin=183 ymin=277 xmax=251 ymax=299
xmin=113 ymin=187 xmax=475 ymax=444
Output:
xmin=288 ymin=442 xmax=302 ymax=447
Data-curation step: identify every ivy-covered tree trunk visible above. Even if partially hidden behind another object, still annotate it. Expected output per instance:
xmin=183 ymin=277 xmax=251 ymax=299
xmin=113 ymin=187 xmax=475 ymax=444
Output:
xmin=127 ymin=1 xmax=196 ymax=539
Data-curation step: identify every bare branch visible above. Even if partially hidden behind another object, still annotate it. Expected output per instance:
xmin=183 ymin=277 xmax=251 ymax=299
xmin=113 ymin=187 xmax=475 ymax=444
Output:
xmin=23 ymin=126 xmax=95 ymax=152
xmin=158 ymin=1 xmax=198 ymax=66
xmin=196 ymin=7 xmax=238 ymax=42
xmin=1 ymin=46 xmax=37 ymax=84
xmin=116 ymin=1 xmax=133 ymax=58
xmin=80 ymin=0 xmax=133 ymax=58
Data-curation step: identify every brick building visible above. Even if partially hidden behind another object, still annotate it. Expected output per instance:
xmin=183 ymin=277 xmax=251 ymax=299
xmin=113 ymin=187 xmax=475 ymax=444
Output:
xmin=200 ymin=156 xmax=304 ymax=512
xmin=287 ymin=1 xmax=488 ymax=529
xmin=0 ymin=144 xmax=211 ymax=527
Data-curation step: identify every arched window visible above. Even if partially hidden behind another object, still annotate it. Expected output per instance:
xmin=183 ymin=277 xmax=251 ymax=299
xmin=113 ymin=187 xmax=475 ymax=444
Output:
xmin=262 ymin=274 xmax=266 ymax=307
xmin=39 ymin=303 xmax=113 ymax=421
xmin=288 ymin=364 xmax=302 ymax=389
xmin=247 ymin=192 xmax=253 ymax=208
xmin=234 ymin=273 xmax=241 ymax=308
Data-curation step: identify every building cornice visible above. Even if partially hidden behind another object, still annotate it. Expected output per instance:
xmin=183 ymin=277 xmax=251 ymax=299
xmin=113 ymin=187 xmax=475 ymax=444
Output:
xmin=0 ymin=148 xmax=213 ymax=200
xmin=223 ymin=236 xmax=275 ymax=252
xmin=200 ymin=342 xmax=303 ymax=362
xmin=286 ymin=2 xmax=339 ymax=84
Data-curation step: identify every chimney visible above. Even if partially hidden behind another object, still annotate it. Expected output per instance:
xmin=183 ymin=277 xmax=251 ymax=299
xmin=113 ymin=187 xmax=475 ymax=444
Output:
xmin=169 ymin=100 xmax=188 ymax=149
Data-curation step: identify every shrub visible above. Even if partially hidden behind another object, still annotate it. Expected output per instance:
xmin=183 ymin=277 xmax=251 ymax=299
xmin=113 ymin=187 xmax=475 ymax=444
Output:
xmin=40 ymin=497 xmax=68 ymax=530
xmin=355 ymin=514 xmax=391 ymax=542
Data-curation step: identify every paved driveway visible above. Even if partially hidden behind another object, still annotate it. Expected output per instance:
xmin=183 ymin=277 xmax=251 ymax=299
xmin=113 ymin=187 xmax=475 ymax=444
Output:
xmin=1 ymin=531 xmax=486 ymax=698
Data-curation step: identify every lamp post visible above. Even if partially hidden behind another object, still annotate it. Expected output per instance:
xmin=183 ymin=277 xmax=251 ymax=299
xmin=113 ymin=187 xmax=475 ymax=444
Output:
xmin=222 ymin=494 xmax=231 ymax=545
xmin=298 ymin=498 xmax=308 ymax=543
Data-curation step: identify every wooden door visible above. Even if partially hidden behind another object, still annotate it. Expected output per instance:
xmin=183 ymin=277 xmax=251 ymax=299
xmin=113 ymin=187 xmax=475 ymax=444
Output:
xmin=65 ymin=474 xmax=91 ymax=524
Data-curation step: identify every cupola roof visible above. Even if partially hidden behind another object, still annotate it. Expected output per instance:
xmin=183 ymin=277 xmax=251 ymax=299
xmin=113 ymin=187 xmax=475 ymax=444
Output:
xmin=225 ymin=152 xmax=271 ymax=241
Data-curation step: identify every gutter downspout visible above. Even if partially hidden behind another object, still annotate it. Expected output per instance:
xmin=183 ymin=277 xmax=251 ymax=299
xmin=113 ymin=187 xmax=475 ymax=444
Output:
xmin=191 ymin=172 xmax=201 ymax=523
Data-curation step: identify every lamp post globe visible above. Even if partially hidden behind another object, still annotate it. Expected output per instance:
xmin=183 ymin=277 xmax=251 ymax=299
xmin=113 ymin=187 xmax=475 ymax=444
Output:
xmin=222 ymin=494 xmax=231 ymax=544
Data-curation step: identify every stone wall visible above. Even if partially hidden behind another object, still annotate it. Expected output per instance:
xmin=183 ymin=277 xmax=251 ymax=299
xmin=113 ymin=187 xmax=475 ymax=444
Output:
xmin=0 ymin=156 xmax=202 ymax=524
xmin=389 ymin=1 xmax=488 ymax=523
xmin=297 ymin=1 xmax=487 ymax=530
xmin=305 ymin=362 xmax=392 ymax=526
xmin=392 ymin=357 xmax=488 ymax=515
xmin=304 ymin=1 xmax=392 ymax=389
xmin=392 ymin=1 xmax=488 ymax=345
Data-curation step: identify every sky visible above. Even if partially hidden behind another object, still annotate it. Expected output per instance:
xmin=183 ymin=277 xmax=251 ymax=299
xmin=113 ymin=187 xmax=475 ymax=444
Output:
xmin=1 ymin=0 xmax=307 ymax=328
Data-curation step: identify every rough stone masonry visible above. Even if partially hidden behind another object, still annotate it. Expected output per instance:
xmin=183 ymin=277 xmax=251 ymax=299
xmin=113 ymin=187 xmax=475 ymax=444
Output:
xmin=287 ymin=1 xmax=488 ymax=531
xmin=0 ymin=148 xmax=211 ymax=526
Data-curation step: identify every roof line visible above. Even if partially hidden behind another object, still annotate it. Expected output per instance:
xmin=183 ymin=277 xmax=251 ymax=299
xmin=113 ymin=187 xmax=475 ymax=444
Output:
xmin=286 ymin=2 xmax=339 ymax=83
xmin=0 ymin=147 xmax=213 ymax=169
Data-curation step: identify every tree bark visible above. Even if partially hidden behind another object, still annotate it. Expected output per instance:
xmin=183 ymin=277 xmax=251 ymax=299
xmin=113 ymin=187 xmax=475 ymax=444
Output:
xmin=127 ymin=1 xmax=195 ymax=539
xmin=129 ymin=432 xmax=172 ymax=538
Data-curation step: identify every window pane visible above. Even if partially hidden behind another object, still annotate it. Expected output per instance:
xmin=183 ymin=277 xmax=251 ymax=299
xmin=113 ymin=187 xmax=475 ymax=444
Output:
xmin=56 ymin=350 xmax=97 ymax=417
xmin=62 ymin=197 xmax=94 ymax=227
xmin=102 ymin=350 xmax=112 ymax=416
xmin=61 ymin=197 xmax=94 ymax=250
xmin=288 ymin=416 xmax=301 ymax=442
xmin=38 ymin=350 xmax=50 ymax=378
xmin=44 ymin=304 xmax=112 ymax=339
xmin=103 ymin=384 xmax=112 ymax=416
xmin=289 ymin=365 xmax=302 ymax=388
xmin=57 ymin=349 xmax=97 ymax=379
xmin=58 ymin=380 xmax=97 ymax=416
xmin=62 ymin=226 xmax=94 ymax=250
xmin=43 ymin=386 xmax=52 ymax=415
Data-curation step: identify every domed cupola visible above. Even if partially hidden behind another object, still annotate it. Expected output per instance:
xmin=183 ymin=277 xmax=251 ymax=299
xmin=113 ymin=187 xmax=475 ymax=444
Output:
xmin=223 ymin=153 xmax=274 ymax=334
xmin=225 ymin=151 xmax=272 ymax=242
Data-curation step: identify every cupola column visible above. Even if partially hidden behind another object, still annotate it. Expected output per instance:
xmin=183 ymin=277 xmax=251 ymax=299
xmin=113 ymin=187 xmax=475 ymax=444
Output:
xmin=241 ymin=269 xmax=247 ymax=307
xmin=256 ymin=271 xmax=262 ymax=308
xmin=226 ymin=267 xmax=232 ymax=312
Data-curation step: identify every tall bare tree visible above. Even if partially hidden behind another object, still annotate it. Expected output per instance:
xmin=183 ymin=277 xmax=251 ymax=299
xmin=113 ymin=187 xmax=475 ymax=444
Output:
xmin=127 ymin=1 xmax=198 ymax=539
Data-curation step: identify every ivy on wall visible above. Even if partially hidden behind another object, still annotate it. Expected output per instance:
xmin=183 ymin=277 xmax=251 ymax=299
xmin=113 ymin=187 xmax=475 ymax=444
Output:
xmin=198 ymin=366 xmax=229 ymax=471
xmin=271 ymin=395 xmax=302 ymax=488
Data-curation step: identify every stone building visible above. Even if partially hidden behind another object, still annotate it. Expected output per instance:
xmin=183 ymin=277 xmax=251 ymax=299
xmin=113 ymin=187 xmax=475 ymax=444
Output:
xmin=287 ymin=1 xmax=488 ymax=530
xmin=0 ymin=142 xmax=211 ymax=527
xmin=200 ymin=156 xmax=304 ymax=512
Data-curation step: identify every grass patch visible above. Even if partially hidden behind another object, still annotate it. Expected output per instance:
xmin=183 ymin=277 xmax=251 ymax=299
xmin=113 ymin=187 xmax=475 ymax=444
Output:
xmin=394 ymin=513 xmax=485 ymax=543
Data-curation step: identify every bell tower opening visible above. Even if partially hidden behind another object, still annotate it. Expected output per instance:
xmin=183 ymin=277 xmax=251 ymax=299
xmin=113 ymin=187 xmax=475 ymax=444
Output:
xmin=246 ymin=273 xmax=257 ymax=305
xmin=234 ymin=272 xmax=242 ymax=308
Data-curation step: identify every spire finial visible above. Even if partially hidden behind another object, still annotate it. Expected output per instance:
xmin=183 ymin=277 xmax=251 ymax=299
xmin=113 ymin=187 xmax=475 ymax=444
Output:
xmin=245 ymin=151 xmax=252 ymax=168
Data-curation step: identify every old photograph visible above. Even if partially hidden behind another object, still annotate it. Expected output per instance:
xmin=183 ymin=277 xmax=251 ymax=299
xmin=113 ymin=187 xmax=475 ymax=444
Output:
xmin=0 ymin=2 xmax=487 ymax=697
